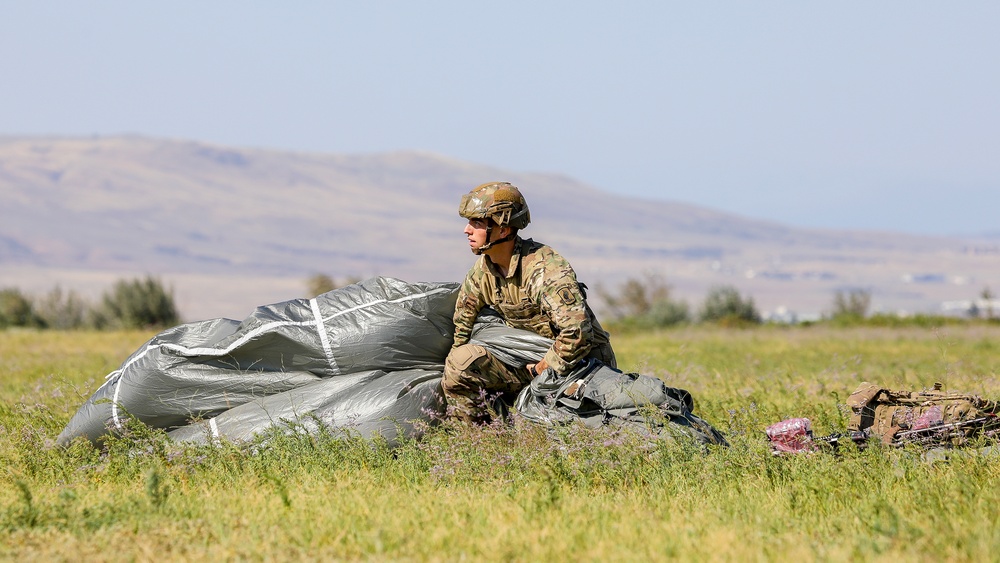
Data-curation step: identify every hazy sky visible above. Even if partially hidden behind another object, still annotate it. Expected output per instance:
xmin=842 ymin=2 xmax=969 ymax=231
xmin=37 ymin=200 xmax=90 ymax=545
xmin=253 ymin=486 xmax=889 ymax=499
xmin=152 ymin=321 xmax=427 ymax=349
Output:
xmin=3 ymin=2 xmax=997 ymax=236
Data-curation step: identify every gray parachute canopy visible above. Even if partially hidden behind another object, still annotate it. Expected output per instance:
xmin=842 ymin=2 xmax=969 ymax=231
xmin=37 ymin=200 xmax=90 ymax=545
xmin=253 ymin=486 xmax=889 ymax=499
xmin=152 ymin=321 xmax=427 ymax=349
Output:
xmin=58 ymin=277 xmax=724 ymax=447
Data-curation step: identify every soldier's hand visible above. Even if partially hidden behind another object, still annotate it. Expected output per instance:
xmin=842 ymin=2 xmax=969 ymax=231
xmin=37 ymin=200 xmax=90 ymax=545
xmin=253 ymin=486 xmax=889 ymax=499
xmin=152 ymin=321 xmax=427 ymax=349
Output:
xmin=527 ymin=359 xmax=550 ymax=376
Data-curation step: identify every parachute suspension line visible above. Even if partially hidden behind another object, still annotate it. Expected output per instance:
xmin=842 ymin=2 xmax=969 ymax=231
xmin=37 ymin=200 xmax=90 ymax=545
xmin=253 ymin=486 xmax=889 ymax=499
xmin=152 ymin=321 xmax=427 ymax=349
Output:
xmin=317 ymin=287 xmax=455 ymax=323
xmin=310 ymin=297 xmax=339 ymax=374
xmin=111 ymin=371 xmax=125 ymax=430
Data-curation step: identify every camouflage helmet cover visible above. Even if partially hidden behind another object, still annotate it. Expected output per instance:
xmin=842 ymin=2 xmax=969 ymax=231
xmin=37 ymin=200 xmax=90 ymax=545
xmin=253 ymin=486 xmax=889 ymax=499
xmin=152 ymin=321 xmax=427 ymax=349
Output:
xmin=458 ymin=182 xmax=531 ymax=229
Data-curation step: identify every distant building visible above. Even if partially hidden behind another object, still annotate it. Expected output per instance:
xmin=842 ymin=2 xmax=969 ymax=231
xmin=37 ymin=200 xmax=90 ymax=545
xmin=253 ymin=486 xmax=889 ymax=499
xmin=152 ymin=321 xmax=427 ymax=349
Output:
xmin=941 ymin=299 xmax=1000 ymax=317
xmin=763 ymin=307 xmax=822 ymax=324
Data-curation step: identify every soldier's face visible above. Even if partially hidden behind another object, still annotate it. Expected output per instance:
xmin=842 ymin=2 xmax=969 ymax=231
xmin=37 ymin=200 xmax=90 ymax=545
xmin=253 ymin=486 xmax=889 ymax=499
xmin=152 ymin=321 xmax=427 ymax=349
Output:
xmin=464 ymin=219 xmax=489 ymax=253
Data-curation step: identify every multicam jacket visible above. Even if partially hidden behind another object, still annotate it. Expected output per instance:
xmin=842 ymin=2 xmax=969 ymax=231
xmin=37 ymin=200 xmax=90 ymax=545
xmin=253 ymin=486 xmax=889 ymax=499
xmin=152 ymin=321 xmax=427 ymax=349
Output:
xmin=452 ymin=237 xmax=615 ymax=375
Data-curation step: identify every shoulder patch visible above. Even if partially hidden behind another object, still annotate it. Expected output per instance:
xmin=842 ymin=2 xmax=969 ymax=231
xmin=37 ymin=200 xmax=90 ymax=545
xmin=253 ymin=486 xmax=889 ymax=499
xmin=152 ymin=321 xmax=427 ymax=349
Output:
xmin=556 ymin=284 xmax=578 ymax=306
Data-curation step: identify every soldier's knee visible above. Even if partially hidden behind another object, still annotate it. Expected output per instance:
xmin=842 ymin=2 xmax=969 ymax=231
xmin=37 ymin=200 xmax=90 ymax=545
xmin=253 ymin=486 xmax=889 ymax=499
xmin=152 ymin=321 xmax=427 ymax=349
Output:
xmin=442 ymin=344 xmax=491 ymax=395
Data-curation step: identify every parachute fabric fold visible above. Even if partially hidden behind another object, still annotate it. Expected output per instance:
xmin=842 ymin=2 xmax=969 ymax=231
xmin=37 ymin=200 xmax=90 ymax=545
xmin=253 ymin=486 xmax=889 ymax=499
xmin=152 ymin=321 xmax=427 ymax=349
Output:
xmin=167 ymin=369 xmax=445 ymax=447
xmin=514 ymin=359 xmax=728 ymax=446
xmin=472 ymin=310 xmax=726 ymax=445
xmin=58 ymin=277 xmax=726 ymax=449
xmin=57 ymin=278 xmax=459 ymax=446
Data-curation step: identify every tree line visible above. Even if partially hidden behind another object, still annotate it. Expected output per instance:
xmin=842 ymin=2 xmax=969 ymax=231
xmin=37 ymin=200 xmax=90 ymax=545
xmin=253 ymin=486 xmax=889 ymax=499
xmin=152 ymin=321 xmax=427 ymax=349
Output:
xmin=3 ymin=272 xmax=992 ymax=331
xmin=0 ymin=273 xmax=363 ymax=331
xmin=595 ymin=274 xmax=998 ymax=329
xmin=0 ymin=276 xmax=180 ymax=330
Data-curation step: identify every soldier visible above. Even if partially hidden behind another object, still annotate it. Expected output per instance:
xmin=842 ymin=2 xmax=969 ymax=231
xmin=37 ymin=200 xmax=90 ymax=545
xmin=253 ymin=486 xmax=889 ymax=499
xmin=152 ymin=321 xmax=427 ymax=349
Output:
xmin=443 ymin=181 xmax=616 ymax=423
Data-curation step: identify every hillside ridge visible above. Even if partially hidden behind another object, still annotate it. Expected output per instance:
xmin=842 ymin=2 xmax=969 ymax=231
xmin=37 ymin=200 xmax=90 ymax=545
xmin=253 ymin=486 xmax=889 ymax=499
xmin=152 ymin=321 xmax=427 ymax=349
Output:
xmin=1 ymin=136 xmax=994 ymax=320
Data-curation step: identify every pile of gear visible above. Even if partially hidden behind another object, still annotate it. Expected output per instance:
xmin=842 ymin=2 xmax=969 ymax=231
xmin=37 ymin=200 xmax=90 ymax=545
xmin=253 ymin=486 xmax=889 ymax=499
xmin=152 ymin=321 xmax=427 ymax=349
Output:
xmin=57 ymin=277 xmax=726 ymax=448
xmin=767 ymin=382 xmax=1000 ymax=454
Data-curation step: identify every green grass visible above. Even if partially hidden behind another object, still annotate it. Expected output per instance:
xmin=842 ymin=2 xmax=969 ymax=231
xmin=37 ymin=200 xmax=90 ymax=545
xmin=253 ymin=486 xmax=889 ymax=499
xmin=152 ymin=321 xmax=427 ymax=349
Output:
xmin=2 ymin=326 xmax=1000 ymax=561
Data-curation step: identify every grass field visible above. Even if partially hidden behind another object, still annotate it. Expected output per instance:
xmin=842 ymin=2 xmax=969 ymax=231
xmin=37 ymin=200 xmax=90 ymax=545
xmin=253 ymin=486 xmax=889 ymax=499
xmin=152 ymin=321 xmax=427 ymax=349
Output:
xmin=2 ymin=325 xmax=1000 ymax=561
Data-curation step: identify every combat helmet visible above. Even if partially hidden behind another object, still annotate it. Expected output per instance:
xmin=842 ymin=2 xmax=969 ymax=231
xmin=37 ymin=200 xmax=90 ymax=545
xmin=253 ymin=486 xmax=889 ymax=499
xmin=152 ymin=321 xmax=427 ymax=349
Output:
xmin=459 ymin=182 xmax=530 ymax=254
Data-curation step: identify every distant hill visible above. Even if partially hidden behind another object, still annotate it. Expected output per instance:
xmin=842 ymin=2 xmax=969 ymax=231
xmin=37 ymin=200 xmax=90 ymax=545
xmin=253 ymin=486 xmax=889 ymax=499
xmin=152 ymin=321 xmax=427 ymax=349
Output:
xmin=1 ymin=136 xmax=996 ymax=321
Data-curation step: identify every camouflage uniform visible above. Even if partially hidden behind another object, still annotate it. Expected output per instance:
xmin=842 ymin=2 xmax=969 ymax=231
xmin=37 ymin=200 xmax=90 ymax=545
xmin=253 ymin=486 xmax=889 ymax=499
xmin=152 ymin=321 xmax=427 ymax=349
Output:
xmin=444 ymin=235 xmax=616 ymax=422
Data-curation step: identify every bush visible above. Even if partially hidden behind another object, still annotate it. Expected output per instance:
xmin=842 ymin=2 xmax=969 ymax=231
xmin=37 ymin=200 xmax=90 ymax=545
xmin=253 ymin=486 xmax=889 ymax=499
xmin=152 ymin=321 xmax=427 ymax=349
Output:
xmin=94 ymin=276 xmax=180 ymax=329
xmin=596 ymin=274 xmax=690 ymax=328
xmin=306 ymin=274 xmax=338 ymax=298
xmin=831 ymin=288 xmax=872 ymax=322
xmin=0 ymin=288 xmax=43 ymax=328
xmin=699 ymin=285 xmax=761 ymax=325
xmin=980 ymin=286 xmax=995 ymax=320
xmin=34 ymin=286 xmax=90 ymax=330
xmin=645 ymin=298 xmax=691 ymax=327
xmin=306 ymin=274 xmax=362 ymax=298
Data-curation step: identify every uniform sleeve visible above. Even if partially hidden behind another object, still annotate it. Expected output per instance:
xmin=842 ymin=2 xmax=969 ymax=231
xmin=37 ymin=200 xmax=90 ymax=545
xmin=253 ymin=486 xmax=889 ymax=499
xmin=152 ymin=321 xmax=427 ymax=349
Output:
xmin=451 ymin=267 xmax=487 ymax=348
xmin=537 ymin=269 xmax=594 ymax=374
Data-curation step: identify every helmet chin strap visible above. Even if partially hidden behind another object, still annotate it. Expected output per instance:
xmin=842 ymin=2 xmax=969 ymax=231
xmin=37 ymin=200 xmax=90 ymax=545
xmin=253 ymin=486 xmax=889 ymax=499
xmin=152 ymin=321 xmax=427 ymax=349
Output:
xmin=473 ymin=223 xmax=515 ymax=255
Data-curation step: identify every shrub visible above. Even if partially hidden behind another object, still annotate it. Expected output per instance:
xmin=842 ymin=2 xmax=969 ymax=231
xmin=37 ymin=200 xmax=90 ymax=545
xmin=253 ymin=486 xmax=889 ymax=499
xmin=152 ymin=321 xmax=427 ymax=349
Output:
xmin=94 ymin=276 xmax=180 ymax=329
xmin=699 ymin=285 xmax=761 ymax=325
xmin=306 ymin=274 xmax=338 ymax=297
xmin=645 ymin=298 xmax=691 ymax=327
xmin=34 ymin=286 xmax=90 ymax=330
xmin=831 ymin=288 xmax=872 ymax=323
xmin=981 ymin=286 xmax=995 ymax=320
xmin=0 ymin=288 xmax=43 ymax=328
xmin=306 ymin=274 xmax=362 ymax=298
xmin=596 ymin=274 xmax=690 ymax=328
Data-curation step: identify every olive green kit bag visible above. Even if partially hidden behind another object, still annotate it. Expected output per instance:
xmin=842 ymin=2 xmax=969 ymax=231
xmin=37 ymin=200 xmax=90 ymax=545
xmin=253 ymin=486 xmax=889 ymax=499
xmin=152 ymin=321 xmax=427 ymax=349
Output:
xmin=767 ymin=382 xmax=1000 ymax=453
xmin=846 ymin=382 xmax=1000 ymax=447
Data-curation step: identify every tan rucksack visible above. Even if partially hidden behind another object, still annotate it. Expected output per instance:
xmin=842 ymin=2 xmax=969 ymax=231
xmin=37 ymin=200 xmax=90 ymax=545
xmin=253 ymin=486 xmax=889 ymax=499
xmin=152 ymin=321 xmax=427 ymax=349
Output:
xmin=846 ymin=382 xmax=1000 ymax=447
